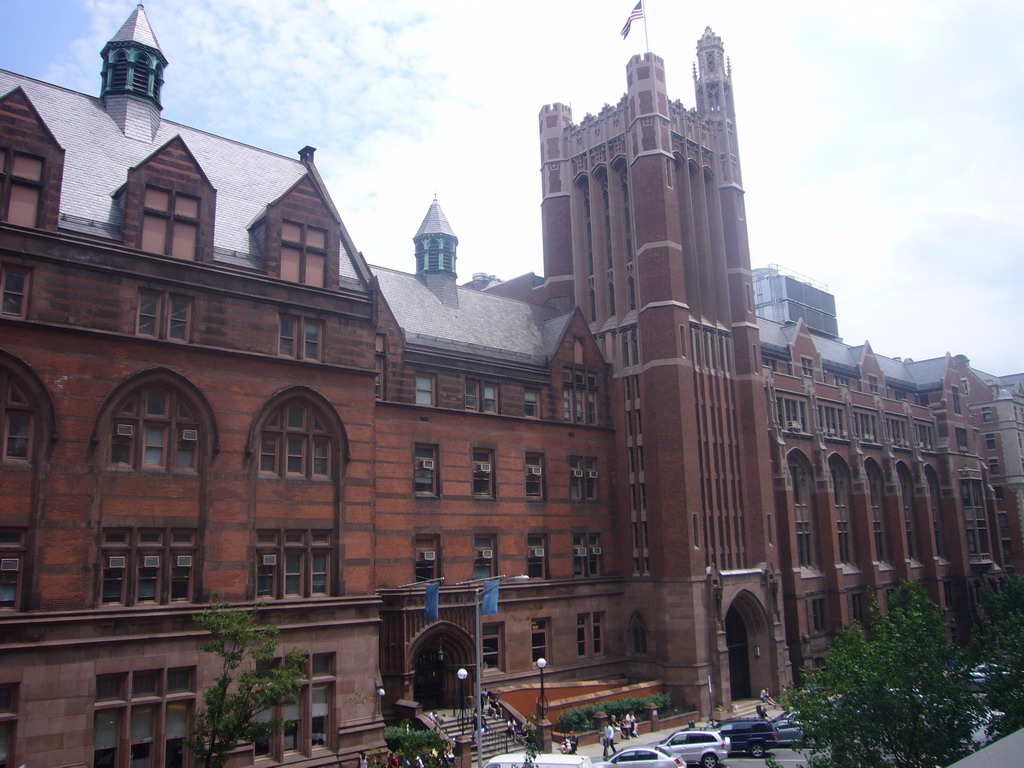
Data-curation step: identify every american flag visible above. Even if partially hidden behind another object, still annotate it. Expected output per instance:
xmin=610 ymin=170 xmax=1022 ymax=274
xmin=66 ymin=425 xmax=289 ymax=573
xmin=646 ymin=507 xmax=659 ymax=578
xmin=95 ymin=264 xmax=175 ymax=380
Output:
xmin=621 ymin=1 xmax=644 ymax=39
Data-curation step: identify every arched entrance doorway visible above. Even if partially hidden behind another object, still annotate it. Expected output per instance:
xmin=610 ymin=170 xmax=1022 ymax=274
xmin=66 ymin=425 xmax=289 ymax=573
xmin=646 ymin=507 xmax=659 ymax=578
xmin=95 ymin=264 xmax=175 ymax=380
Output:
xmin=407 ymin=624 xmax=475 ymax=712
xmin=725 ymin=605 xmax=751 ymax=700
xmin=413 ymin=647 xmax=446 ymax=709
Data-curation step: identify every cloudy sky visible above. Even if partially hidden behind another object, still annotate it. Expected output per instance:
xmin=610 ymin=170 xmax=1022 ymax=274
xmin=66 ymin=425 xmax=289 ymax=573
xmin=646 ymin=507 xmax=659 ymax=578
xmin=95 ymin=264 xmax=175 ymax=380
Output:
xmin=6 ymin=0 xmax=1023 ymax=374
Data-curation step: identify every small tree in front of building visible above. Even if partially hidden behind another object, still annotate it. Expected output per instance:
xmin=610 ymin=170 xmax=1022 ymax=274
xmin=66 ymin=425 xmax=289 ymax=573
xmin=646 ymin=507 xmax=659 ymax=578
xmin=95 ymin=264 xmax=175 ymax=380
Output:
xmin=186 ymin=601 xmax=308 ymax=768
xmin=785 ymin=581 xmax=984 ymax=768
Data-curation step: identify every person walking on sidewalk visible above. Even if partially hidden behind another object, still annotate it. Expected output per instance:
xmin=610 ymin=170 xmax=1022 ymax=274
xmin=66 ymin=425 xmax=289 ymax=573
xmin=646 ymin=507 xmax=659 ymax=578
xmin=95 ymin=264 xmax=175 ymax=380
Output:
xmin=603 ymin=722 xmax=616 ymax=758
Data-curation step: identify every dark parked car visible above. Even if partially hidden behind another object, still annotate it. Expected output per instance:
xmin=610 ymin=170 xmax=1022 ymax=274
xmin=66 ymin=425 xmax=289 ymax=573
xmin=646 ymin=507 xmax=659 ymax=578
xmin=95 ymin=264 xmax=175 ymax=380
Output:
xmin=715 ymin=718 xmax=777 ymax=758
xmin=770 ymin=716 xmax=804 ymax=747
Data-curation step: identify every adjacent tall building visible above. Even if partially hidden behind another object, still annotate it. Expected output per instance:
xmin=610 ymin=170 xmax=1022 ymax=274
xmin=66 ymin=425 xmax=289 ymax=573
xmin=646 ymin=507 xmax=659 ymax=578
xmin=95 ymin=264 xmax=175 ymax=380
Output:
xmin=0 ymin=8 xmax=1020 ymax=768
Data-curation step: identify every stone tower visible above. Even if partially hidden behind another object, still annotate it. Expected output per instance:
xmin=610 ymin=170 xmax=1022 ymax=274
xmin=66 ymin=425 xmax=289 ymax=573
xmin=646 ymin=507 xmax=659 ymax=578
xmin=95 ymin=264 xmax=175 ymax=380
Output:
xmin=537 ymin=32 xmax=789 ymax=711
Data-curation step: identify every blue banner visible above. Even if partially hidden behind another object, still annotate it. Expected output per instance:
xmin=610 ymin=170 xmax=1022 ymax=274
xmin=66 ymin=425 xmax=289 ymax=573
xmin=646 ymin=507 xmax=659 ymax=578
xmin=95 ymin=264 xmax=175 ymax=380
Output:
xmin=425 ymin=582 xmax=439 ymax=622
xmin=481 ymin=579 xmax=500 ymax=615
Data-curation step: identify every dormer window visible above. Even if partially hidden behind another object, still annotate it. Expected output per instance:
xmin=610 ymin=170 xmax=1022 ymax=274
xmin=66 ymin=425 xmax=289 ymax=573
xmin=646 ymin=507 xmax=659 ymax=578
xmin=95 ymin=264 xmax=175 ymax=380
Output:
xmin=1 ymin=150 xmax=44 ymax=228
xmin=141 ymin=187 xmax=199 ymax=260
xmin=281 ymin=221 xmax=327 ymax=288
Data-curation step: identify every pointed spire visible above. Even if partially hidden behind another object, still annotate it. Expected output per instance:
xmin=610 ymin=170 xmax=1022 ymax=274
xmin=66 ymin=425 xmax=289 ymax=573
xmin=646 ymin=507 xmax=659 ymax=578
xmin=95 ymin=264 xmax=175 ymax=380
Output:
xmin=110 ymin=4 xmax=163 ymax=53
xmin=413 ymin=198 xmax=459 ymax=295
xmin=100 ymin=3 xmax=168 ymax=140
xmin=415 ymin=196 xmax=457 ymax=239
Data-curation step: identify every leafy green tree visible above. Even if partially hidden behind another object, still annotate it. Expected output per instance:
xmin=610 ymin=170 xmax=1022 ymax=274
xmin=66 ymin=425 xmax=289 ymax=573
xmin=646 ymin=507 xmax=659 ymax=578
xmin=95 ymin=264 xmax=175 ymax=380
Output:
xmin=186 ymin=601 xmax=308 ymax=768
xmin=785 ymin=581 xmax=984 ymax=768
xmin=976 ymin=574 xmax=1024 ymax=739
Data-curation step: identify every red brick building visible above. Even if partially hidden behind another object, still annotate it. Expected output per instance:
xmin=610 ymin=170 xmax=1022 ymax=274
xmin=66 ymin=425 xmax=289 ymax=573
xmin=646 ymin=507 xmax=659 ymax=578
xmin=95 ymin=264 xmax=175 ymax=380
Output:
xmin=0 ymin=8 xmax=1019 ymax=768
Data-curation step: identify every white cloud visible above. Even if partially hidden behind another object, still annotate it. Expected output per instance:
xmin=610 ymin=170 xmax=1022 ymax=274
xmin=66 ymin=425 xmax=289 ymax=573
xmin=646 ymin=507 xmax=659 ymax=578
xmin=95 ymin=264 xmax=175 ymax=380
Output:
xmin=17 ymin=0 xmax=1024 ymax=373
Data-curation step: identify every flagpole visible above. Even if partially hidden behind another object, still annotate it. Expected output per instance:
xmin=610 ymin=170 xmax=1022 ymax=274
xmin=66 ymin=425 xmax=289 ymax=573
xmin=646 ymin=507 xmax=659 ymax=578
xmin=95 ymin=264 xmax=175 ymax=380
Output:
xmin=643 ymin=0 xmax=650 ymax=53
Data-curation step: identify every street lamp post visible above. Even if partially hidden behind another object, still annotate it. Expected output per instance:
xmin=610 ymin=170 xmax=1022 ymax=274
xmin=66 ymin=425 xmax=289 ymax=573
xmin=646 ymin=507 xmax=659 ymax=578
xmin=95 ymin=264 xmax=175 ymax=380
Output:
xmin=457 ymin=668 xmax=468 ymax=734
xmin=535 ymin=657 xmax=547 ymax=720
xmin=458 ymin=574 xmax=530 ymax=768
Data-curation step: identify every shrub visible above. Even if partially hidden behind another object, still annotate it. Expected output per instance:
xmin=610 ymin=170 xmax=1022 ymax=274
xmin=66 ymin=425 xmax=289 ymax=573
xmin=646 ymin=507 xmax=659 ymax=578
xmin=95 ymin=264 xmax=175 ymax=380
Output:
xmin=384 ymin=722 xmax=446 ymax=760
xmin=556 ymin=693 xmax=672 ymax=733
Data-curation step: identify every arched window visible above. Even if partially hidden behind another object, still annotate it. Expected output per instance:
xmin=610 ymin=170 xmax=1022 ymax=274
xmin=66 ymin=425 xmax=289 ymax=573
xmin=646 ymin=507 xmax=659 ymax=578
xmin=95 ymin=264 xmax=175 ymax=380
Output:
xmin=898 ymin=465 xmax=918 ymax=561
xmin=607 ymin=282 xmax=616 ymax=316
xmin=588 ymin=289 xmax=596 ymax=322
xmin=602 ymin=185 xmax=612 ymax=268
xmin=628 ymin=275 xmax=636 ymax=311
xmin=830 ymin=455 xmax=855 ymax=564
xmin=132 ymin=53 xmax=151 ymax=93
xmin=621 ymin=179 xmax=633 ymax=262
xmin=258 ymin=399 xmax=333 ymax=480
xmin=2 ymin=369 xmax=33 ymax=462
xmin=866 ymin=461 xmax=887 ymax=562
xmin=630 ymin=613 xmax=649 ymax=654
xmin=789 ymin=453 xmax=816 ymax=568
xmin=927 ymin=467 xmax=946 ymax=559
xmin=109 ymin=51 xmax=129 ymax=90
xmin=583 ymin=187 xmax=594 ymax=275
xmin=109 ymin=385 xmax=201 ymax=471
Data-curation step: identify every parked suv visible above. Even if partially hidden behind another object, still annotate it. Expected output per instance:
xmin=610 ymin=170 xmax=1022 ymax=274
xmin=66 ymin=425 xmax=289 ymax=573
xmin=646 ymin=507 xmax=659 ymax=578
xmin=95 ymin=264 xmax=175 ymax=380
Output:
xmin=653 ymin=729 xmax=730 ymax=768
xmin=714 ymin=718 xmax=777 ymax=758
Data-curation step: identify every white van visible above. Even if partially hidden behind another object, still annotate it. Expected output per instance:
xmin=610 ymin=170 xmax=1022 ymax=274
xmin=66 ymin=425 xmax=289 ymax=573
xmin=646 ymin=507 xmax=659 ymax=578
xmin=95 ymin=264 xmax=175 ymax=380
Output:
xmin=485 ymin=753 xmax=593 ymax=768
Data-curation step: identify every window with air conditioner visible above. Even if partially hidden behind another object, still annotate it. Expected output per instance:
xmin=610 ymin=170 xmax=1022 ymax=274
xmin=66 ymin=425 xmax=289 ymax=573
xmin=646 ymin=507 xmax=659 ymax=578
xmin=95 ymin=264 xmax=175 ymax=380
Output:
xmin=414 ymin=445 xmax=439 ymax=496
xmin=256 ymin=528 xmax=332 ymax=598
xmin=100 ymin=528 xmax=195 ymax=605
xmin=473 ymin=535 xmax=496 ymax=578
xmin=472 ymin=449 xmax=495 ymax=497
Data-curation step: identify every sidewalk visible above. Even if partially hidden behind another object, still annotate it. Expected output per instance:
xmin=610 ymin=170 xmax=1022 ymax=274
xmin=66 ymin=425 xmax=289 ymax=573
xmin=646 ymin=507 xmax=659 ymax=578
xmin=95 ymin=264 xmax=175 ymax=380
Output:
xmin=571 ymin=707 xmax=787 ymax=761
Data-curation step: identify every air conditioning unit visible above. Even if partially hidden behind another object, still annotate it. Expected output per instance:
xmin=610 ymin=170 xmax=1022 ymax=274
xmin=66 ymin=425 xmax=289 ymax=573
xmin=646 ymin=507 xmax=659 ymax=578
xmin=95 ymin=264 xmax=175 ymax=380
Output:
xmin=530 ymin=548 xmax=545 ymax=558
xmin=116 ymin=424 xmax=134 ymax=437
xmin=262 ymin=554 xmax=278 ymax=566
xmin=573 ymin=546 xmax=588 ymax=557
xmin=142 ymin=555 xmax=160 ymax=568
xmin=590 ymin=546 xmax=603 ymax=555
xmin=570 ymin=469 xmax=584 ymax=477
xmin=478 ymin=549 xmax=493 ymax=559
xmin=825 ymin=428 xmax=835 ymax=435
xmin=586 ymin=470 xmax=599 ymax=478
xmin=421 ymin=551 xmax=436 ymax=561
xmin=788 ymin=422 xmax=802 ymax=431
xmin=108 ymin=556 xmax=126 ymax=569
xmin=475 ymin=463 xmax=492 ymax=473
xmin=0 ymin=558 xmax=19 ymax=572
xmin=181 ymin=429 xmax=198 ymax=441
xmin=528 ymin=466 xmax=543 ymax=475
xmin=839 ymin=431 xmax=848 ymax=438
xmin=417 ymin=459 xmax=435 ymax=470
xmin=176 ymin=555 xmax=193 ymax=568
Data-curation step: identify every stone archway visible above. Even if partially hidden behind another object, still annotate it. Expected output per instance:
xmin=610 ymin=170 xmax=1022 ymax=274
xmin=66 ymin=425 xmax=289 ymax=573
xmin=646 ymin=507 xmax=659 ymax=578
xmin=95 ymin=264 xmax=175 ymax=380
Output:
xmin=723 ymin=590 xmax=772 ymax=702
xmin=725 ymin=606 xmax=751 ymax=699
xmin=413 ymin=645 xmax=446 ymax=710
xmin=407 ymin=622 xmax=475 ymax=711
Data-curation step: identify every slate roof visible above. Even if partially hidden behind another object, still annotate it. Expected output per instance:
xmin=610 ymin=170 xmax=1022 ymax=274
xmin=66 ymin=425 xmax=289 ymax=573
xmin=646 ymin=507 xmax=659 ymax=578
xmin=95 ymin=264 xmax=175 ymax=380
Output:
xmin=0 ymin=70 xmax=364 ymax=287
xmin=415 ymin=198 xmax=457 ymax=239
xmin=372 ymin=266 xmax=570 ymax=365
xmin=109 ymin=4 xmax=162 ymax=51
xmin=756 ymin=317 xmax=953 ymax=389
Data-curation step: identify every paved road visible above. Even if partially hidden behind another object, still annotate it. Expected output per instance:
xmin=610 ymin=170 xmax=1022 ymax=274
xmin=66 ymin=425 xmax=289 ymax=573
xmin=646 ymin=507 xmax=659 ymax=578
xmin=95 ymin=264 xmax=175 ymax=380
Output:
xmin=574 ymin=724 xmax=810 ymax=768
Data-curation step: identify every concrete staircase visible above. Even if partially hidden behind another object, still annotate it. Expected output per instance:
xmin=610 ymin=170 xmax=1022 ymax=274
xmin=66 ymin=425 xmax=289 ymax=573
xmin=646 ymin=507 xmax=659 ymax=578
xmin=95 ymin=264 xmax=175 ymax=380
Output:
xmin=433 ymin=709 xmax=524 ymax=762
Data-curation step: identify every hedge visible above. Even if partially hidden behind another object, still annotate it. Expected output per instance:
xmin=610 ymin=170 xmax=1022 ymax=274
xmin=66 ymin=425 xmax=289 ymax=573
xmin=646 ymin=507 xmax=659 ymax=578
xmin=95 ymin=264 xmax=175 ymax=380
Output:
xmin=383 ymin=723 xmax=447 ymax=760
xmin=556 ymin=693 xmax=672 ymax=733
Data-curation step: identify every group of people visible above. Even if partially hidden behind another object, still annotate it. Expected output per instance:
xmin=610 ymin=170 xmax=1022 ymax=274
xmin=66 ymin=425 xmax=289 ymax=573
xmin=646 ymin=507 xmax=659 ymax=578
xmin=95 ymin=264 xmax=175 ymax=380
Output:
xmin=601 ymin=712 xmax=639 ymax=757
xmin=359 ymin=746 xmax=456 ymax=768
